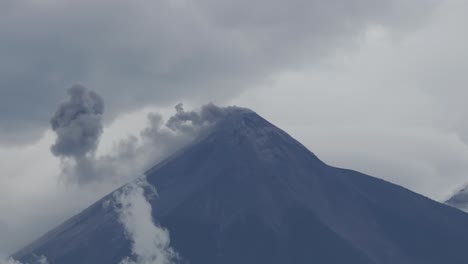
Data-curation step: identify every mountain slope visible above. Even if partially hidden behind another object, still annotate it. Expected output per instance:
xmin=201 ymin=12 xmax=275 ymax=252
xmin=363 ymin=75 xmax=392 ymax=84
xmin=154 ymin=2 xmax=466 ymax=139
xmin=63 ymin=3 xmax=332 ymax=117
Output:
xmin=14 ymin=109 xmax=468 ymax=264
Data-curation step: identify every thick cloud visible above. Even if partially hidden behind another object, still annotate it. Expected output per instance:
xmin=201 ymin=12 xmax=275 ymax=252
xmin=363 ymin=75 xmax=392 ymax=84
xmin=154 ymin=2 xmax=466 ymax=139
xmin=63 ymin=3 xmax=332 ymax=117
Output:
xmin=0 ymin=0 xmax=437 ymax=144
xmin=113 ymin=178 xmax=176 ymax=264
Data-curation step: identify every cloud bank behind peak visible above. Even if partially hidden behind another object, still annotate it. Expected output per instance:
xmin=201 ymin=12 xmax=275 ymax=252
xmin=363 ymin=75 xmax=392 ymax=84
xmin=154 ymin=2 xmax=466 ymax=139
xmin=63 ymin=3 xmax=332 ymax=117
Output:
xmin=0 ymin=0 xmax=438 ymax=144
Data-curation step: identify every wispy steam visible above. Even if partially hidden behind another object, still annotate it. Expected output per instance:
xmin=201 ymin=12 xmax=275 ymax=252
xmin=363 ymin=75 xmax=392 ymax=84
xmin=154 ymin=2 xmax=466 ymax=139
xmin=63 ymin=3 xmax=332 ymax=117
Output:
xmin=0 ymin=255 xmax=48 ymax=264
xmin=113 ymin=178 xmax=176 ymax=264
xmin=0 ymin=259 xmax=22 ymax=264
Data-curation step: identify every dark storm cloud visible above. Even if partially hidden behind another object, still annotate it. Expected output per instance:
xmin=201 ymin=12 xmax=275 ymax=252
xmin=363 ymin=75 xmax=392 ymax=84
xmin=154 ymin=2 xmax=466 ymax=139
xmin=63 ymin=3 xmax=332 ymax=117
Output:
xmin=0 ymin=0 xmax=438 ymax=144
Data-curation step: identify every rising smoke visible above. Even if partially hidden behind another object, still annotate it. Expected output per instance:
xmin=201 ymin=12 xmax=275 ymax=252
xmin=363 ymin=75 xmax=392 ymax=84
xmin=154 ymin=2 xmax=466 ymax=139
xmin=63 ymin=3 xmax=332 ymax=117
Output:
xmin=50 ymin=84 xmax=104 ymax=158
xmin=166 ymin=103 xmax=247 ymax=133
xmin=113 ymin=178 xmax=177 ymax=264
xmin=50 ymin=85 xmax=246 ymax=185
xmin=96 ymin=103 xmax=247 ymax=185
xmin=49 ymin=84 xmax=105 ymax=184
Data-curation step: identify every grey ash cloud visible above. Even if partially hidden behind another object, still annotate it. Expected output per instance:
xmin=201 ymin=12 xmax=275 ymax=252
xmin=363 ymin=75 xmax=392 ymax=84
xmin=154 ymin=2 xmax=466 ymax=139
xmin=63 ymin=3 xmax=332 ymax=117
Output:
xmin=113 ymin=178 xmax=177 ymax=264
xmin=51 ymin=93 xmax=243 ymax=184
xmin=49 ymin=84 xmax=105 ymax=184
xmin=50 ymin=85 xmax=104 ymax=158
xmin=165 ymin=103 xmax=247 ymax=133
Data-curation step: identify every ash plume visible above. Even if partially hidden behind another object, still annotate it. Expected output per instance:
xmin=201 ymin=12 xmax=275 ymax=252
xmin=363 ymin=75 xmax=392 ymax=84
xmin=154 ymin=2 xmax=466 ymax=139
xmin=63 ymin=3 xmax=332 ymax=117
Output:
xmin=50 ymin=89 xmax=245 ymax=185
xmin=49 ymin=84 xmax=105 ymax=184
xmin=50 ymin=84 xmax=104 ymax=158
xmin=87 ymin=103 xmax=237 ymax=185
xmin=166 ymin=103 xmax=247 ymax=133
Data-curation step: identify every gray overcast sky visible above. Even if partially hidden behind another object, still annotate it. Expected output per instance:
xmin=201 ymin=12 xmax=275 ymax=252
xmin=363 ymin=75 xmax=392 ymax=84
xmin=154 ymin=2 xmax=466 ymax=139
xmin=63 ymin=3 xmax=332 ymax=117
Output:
xmin=1 ymin=0 xmax=468 ymax=256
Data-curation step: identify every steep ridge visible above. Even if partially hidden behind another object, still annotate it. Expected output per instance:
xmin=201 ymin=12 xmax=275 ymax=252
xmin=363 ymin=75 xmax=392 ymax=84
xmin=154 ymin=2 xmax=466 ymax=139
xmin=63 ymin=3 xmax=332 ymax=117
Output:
xmin=14 ymin=109 xmax=468 ymax=264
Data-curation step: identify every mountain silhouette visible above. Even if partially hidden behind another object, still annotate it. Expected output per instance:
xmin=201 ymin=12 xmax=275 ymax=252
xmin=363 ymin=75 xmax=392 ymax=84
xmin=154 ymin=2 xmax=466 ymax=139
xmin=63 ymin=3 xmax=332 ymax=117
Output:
xmin=14 ymin=108 xmax=468 ymax=264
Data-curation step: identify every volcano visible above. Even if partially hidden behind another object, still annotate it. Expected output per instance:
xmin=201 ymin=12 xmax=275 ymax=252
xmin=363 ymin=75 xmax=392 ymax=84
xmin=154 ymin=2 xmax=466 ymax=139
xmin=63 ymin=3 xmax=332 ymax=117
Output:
xmin=14 ymin=108 xmax=468 ymax=264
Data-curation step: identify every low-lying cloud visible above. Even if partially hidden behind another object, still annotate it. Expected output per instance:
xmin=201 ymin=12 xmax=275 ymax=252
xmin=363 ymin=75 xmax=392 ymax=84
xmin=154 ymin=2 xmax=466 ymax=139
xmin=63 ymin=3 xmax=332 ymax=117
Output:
xmin=166 ymin=103 xmax=246 ymax=133
xmin=113 ymin=178 xmax=177 ymax=264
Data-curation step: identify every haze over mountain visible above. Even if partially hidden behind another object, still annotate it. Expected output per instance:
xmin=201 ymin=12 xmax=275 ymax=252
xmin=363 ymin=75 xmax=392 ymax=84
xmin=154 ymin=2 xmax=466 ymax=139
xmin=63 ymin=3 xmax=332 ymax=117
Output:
xmin=13 ymin=108 xmax=468 ymax=264
xmin=446 ymin=185 xmax=468 ymax=212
